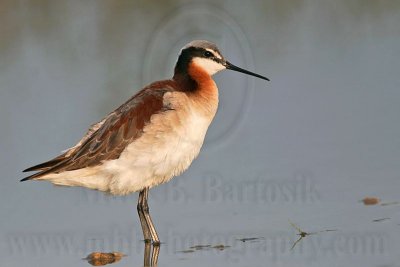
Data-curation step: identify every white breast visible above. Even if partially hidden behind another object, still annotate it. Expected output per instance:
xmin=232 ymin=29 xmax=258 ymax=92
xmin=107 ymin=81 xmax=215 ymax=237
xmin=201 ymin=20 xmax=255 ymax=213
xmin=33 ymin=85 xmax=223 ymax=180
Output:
xmin=102 ymin=92 xmax=217 ymax=195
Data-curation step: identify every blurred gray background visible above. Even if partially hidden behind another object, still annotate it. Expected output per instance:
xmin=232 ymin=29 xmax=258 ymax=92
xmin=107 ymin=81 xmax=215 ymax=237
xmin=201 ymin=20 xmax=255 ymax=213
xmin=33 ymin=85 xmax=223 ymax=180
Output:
xmin=1 ymin=1 xmax=400 ymax=266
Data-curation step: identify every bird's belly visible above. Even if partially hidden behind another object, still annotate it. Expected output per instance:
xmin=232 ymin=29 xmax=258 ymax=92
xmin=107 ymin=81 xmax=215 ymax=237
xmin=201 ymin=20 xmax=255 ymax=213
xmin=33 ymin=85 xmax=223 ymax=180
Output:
xmin=103 ymin=107 xmax=214 ymax=195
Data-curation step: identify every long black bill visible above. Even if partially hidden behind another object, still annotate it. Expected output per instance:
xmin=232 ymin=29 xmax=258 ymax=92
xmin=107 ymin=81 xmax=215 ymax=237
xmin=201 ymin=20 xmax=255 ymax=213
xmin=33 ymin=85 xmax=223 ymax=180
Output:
xmin=225 ymin=61 xmax=269 ymax=81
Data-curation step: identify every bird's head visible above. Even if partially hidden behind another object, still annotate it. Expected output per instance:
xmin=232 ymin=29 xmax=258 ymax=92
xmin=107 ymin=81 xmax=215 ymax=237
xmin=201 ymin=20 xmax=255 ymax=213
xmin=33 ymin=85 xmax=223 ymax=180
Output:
xmin=174 ymin=40 xmax=269 ymax=81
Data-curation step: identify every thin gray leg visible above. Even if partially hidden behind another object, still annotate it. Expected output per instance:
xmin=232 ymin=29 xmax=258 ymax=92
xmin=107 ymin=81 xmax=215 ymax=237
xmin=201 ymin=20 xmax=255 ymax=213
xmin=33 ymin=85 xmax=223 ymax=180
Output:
xmin=137 ymin=189 xmax=151 ymax=243
xmin=137 ymin=187 xmax=160 ymax=245
xmin=142 ymin=188 xmax=160 ymax=245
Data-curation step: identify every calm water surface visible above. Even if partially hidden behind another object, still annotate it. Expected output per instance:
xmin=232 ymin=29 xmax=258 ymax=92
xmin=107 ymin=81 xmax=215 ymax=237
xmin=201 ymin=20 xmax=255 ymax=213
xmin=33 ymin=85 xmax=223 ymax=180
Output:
xmin=1 ymin=1 xmax=400 ymax=266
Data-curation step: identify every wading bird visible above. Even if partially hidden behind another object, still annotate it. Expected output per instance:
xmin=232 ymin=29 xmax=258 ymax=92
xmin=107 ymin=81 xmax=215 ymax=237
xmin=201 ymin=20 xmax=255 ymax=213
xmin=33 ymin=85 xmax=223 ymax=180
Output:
xmin=22 ymin=40 xmax=269 ymax=245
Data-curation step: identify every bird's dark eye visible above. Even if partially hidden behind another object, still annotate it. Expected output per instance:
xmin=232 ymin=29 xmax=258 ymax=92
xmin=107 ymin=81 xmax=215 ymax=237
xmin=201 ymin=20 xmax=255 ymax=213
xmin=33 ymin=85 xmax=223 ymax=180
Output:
xmin=204 ymin=51 xmax=213 ymax=58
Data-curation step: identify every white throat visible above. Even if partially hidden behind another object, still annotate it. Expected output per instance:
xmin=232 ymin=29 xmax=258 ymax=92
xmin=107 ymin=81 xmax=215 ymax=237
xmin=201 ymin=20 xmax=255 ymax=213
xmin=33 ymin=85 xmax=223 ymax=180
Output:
xmin=192 ymin=57 xmax=226 ymax=76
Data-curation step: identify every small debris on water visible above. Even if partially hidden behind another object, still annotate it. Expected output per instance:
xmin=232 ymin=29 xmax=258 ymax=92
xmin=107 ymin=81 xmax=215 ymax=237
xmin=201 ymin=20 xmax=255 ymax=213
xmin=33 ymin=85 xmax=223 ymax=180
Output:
xmin=84 ymin=252 xmax=125 ymax=266
xmin=189 ymin=245 xmax=211 ymax=250
xmin=212 ymin=244 xmax=231 ymax=250
xmin=178 ymin=243 xmax=231 ymax=253
xmin=289 ymin=220 xmax=338 ymax=250
xmin=372 ymin=218 xmax=391 ymax=222
xmin=178 ymin=249 xmax=196 ymax=253
xmin=381 ymin=201 xmax=399 ymax=206
xmin=237 ymin=237 xmax=264 ymax=242
xmin=362 ymin=197 xmax=380 ymax=205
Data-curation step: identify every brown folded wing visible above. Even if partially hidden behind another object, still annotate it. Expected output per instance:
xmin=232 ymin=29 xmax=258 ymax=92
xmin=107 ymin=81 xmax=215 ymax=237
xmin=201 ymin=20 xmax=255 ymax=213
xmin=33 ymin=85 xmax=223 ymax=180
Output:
xmin=22 ymin=85 xmax=173 ymax=181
